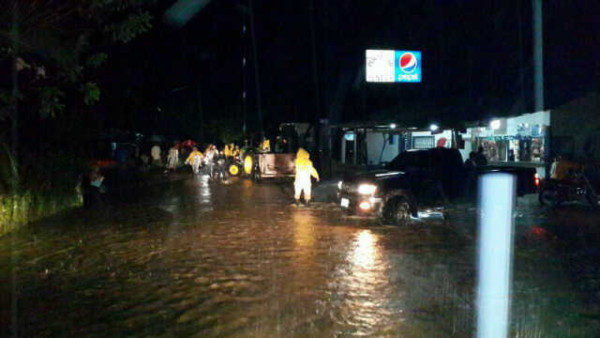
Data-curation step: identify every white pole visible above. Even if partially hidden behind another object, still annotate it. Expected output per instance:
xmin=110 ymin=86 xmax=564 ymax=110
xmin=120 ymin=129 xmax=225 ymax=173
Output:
xmin=477 ymin=172 xmax=516 ymax=338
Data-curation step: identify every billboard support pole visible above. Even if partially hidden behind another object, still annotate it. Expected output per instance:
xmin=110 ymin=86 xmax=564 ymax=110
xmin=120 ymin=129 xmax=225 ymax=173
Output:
xmin=248 ymin=0 xmax=263 ymax=138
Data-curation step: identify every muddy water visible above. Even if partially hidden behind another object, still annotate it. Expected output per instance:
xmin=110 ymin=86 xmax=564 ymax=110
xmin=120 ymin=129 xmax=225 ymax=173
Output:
xmin=1 ymin=175 xmax=597 ymax=336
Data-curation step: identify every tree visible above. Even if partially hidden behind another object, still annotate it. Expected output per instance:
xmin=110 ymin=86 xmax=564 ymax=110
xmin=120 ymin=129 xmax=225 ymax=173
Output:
xmin=1 ymin=0 xmax=155 ymax=111
xmin=0 ymin=0 xmax=157 ymax=187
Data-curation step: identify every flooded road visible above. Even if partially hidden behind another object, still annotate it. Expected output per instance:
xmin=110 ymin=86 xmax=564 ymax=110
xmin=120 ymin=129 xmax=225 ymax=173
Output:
xmin=1 ymin=174 xmax=599 ymax=337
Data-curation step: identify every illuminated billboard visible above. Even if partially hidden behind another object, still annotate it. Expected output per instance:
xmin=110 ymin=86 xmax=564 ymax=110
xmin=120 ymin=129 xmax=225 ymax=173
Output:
xmin=366 ymin=49 xmax=422 ymax=83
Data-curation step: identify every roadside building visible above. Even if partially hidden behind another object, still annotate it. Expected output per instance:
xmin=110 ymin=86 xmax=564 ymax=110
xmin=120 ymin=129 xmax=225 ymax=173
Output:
xmin=466 ymin=110 xmax=551 ymax=176
xmin=463 ymin=91 xmax=600 ymax=179
xmin=329 ymin=122 xmax=457 ymax=167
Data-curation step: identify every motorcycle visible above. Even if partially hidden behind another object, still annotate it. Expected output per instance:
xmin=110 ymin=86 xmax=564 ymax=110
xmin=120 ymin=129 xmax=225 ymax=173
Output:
xmin=538 ymin=172 xmax=598 ymax=207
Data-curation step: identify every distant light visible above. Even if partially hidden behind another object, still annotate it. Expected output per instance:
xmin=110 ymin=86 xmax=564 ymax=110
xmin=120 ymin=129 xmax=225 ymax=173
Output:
xmin=429 ymin=124 xmax=439 ymax=132
xmin=357 ymin=184 xmax=377 ymax=195
xmin=359 ymin=201 xmax=372 ymax=211
xmin=390 ymin=123 xmax=396 ymax=129
xmin=337 ymin=181 xmax=343 ymax=190
xmin=490 ymin=120 xmax=501 ymax=130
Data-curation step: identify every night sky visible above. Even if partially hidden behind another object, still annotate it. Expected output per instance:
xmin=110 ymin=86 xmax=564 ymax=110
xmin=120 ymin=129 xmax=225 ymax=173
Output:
xmin=105 ymin=0 xmax=599 ymax=136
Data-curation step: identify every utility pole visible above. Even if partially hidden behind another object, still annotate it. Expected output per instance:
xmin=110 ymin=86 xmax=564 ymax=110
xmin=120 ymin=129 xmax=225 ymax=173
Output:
xmin=517 ymin=0 xmax=526 ymax=112
xmin=532 ymin=0 xmax=544 ymax=113
xmin=532 ymin=0 xmax=550 ymax=179
xmin=308 ymin=0 xmax=321 ymax=119
xmin=241 ymin=14 xmax=248 ymax=135
xmin=308 ymin=0 xmax=323 ymax=170
xmin=248 ymin=0 xmax=263 ymax=139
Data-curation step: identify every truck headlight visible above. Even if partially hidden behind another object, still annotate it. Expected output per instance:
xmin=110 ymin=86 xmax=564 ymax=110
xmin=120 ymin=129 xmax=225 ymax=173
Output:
xmin=357 ymin=183 xmax=377 ymax=195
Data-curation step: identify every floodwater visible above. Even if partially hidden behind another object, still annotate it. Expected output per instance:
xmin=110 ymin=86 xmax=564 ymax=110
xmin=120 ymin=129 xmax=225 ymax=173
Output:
xmin=1 ymin=173 xmax=599 ymax=337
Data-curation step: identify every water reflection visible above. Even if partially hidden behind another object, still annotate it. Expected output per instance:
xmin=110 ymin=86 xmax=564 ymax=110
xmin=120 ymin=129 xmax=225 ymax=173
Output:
xmin=351 ymin=230 xmax=378 ymax=269
xmin=241 ymin=178 xmax=253 ymax=200
xmin=197 ymin=174 xmax=211 ymax=202
xmin=161 ymin=196 xmax=181 ymax=215
xmin=331 ymin=229 xmax=397 ymax=335
xmin=292 ymin=211 xmax=316 ymax=250
xmin=2 ymin=179 xmax=595 ymax=337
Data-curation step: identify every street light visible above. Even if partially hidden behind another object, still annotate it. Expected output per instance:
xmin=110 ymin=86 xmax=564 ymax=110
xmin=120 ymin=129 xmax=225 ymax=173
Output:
xmin=490 ymin=119 xmax=501 ymax=130
xmin=389 ymin=123 xmax=396 ymax=129
xmin=164 ymin=0 xmax=213 ymax=27
xmin=429 ymin=123 xmax=439 ymax=132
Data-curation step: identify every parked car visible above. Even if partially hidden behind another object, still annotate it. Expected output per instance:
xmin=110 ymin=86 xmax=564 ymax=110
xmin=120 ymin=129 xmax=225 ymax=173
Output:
xmin=338 ymin=148 xmax=538 ymax=225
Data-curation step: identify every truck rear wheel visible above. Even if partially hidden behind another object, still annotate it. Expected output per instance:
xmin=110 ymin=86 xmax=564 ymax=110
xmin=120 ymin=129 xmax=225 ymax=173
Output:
xmin=539 ymin=188 xmax=560 ymax=207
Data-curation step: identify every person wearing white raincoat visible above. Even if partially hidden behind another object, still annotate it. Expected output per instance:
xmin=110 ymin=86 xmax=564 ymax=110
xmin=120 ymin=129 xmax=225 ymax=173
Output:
xmin=166 ymin=145 xmax=179 ymax=172
xmin=151 ymin=144 xmax=162 ymax=166
xmin=294 ymin=148 xmax=319 ymax=206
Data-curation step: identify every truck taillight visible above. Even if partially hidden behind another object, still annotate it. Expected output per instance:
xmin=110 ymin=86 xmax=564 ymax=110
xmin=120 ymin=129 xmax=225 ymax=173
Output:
xmin=534 ymin=173 xmax=540 ymax=187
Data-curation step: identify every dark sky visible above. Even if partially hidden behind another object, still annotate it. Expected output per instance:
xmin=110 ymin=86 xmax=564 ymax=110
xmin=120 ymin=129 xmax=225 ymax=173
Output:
xmin=108 ymin=0 xmax=600 ymax=135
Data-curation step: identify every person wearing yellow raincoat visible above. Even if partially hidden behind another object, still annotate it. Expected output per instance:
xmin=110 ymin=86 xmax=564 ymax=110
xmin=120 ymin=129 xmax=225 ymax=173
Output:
xmin=232 ymin=145 xmax=240 ymax=159
xmin=261 ymin=138 xmax=271 ymax=152
xmin=294 ymin=148 xmax=319 ymax=206
xmin=185 ymin=147 xmax=204 ymax=174
xmin=223 ymin=144 xmax=232 ymax=158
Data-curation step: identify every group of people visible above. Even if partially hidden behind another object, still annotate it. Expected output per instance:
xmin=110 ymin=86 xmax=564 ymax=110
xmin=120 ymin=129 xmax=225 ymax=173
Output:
xmin=161 ymin=143 xmax=243 ymax=175
xmin=144 ymin=140 xmax=321 ymax=205
xmin=164 ymin=143 xmax=321 ymax=206
xmin=464 ymin=146 xmax=488 ymax=170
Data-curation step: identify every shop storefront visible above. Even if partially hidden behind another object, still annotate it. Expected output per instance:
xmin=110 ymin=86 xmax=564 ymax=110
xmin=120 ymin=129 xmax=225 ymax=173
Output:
xmin=468 ymin=111 xmax=551 ymax=176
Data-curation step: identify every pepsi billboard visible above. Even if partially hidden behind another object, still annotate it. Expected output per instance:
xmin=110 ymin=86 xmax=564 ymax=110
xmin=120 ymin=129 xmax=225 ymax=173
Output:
xmin=366 ymin=49 xmax=422 ymax=83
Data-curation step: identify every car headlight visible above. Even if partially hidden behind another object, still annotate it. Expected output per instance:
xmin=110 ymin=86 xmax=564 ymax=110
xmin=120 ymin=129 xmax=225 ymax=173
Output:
xmin=337 ymin=181 xmax=343 ymax=190
xmin=357 ymin=183 xmax=377 ymax=195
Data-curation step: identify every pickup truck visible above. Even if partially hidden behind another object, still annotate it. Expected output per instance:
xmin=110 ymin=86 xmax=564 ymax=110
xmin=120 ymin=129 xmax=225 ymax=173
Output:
xmin=337 ymin=148 xmax=538 ymax=225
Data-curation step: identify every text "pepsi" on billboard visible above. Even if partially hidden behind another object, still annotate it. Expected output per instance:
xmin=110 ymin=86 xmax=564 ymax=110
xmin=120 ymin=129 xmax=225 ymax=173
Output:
xmin=366 ymin=49 xmax=422 ymax=83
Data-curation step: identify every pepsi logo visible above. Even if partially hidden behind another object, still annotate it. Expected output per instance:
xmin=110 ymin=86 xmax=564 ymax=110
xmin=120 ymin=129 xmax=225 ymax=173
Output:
xmin=399 ymin=52 xmax=418 ymax=73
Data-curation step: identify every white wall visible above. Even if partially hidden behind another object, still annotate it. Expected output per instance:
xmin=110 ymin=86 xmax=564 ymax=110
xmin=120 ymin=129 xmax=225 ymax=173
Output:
xmin=411 ymin=130 xmax=454 ymax=147
xmin=506 ymin=111 xmax=550 ymax=135
xmin=459 ymin=129 xmax=473 ymax=161
xmin=366 ymin=131 xmax=400 ymax=165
